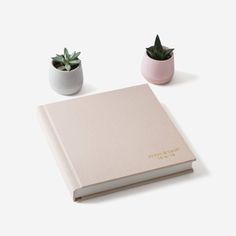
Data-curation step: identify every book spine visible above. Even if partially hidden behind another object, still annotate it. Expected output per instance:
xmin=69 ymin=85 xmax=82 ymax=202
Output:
xmin=37 ymin=106 xmax=80 ymax=200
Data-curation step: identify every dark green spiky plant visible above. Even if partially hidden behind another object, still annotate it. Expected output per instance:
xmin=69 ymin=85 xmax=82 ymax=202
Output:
xmin=52 ymin=48 xmax=81 ymax=71
xmin=146 ymin=35 xmax=174 ymax=61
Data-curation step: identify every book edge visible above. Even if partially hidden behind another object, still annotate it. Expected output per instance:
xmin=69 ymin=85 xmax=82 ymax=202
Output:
xmin=79 ymin=159 xmax=196 ymax=189
xmin=75 ymin=168 xmax=194 ymax=202
xmin=40 ymin=83 xmax=149 ymax=107
xmin=37 ymin=106 xmax=80 ymax=199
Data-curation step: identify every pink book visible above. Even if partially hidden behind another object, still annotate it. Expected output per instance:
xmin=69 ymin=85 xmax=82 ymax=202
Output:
xmin=38 ymin=84 xmax=196 ymax=201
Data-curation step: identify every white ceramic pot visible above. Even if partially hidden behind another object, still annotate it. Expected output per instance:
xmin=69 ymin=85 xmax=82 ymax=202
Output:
xmin=49 ymin=62 xmax=83 ymax=95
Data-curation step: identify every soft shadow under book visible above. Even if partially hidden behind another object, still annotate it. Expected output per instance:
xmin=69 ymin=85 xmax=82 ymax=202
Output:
xmin=38 ymin=84 xmax=196 ymax=201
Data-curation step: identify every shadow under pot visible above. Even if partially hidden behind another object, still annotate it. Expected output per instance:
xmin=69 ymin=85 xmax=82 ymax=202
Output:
xmin=141 ymin=51 xmax=174 ymax=85
xmin=49 ymin=61 xmax=83 ymax=95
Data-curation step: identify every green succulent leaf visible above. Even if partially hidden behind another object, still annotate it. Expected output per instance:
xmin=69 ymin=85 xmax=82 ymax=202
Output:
xmin=146 ymin=46 xmax=154 ymax=51
xmin=70 ymin=52 xmax=76 ymax=60
xmin=75 ymin=52 xmax=81 ymax=58
xmin=164 ymin=48 xmax=174 ymax=58
xmin=69 ymin=59 xmax=80 ymax=65
xmin=52 ymin=56 xmax=64 ymax=63
xmin=146 ymin=34 xmax=174 ymax=60
xmin=52 ymin=48 xmax=81 ymax=70
xmin=146 ymin=52 xmax=154 ymax=59
xmin=57 ymin=65 xmax=66 ymax=71
xmin=65 ymin=64 xmax=71 ymax=71
xmin=146 ymin=46 xmax=154 ymax=58
xmin=155 ymin=51 xmax=165 ymax=60
xmin=70 ymin=51 xmax=81 ymax=60
xmin=64 ymin=48 xmax=70 ymax=60
xmin=154 ymin=34 xmax=163 ymax=52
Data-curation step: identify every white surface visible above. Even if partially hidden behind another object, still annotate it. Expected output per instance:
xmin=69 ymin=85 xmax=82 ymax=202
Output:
xmin=0 ymin=0 xmax=235 ymax=235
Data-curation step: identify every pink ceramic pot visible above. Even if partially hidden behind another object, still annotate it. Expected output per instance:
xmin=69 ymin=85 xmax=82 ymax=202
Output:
xmin=141 ymin=51 xmax=174 ymax=85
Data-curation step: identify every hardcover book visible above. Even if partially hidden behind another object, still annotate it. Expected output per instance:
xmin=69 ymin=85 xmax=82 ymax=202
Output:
xmin=38 ymin=84 xmax=196 ymax=201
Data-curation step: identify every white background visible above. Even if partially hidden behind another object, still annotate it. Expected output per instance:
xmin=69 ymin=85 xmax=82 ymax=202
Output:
xmin=0 ymin=0 xmax=235 ymax=235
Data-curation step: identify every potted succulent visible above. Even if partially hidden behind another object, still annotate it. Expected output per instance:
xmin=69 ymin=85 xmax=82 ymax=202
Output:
xmin=49 ymin=48 xmax=83 ymax=95
xmin=141 ymin=34 xmax=174 ymax=84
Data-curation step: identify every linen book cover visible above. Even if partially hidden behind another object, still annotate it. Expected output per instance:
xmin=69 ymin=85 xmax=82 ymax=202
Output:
xmin=38 ymin=84 xmax=196 ymax=201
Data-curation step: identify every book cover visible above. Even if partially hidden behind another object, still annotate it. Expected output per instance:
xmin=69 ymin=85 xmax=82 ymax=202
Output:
xmin=38 ymin=84 xmax=196 ymax=201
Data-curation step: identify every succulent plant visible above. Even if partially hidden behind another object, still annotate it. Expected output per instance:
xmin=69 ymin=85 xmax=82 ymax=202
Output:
xmin=146 ymin=34 xmax=174 ymax=61
xmin=52 ymin=48 xmax=81 ymax=71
